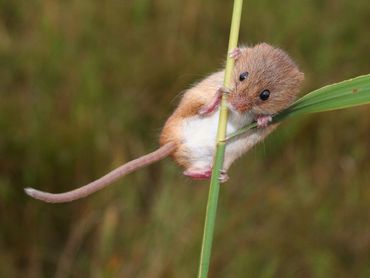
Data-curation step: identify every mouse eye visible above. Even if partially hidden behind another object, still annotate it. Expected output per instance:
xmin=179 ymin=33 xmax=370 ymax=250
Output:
xmin=259 ymin=89 xmax=270 ymax=101
xmin=239 ymin=72 xmax=249 ymax=81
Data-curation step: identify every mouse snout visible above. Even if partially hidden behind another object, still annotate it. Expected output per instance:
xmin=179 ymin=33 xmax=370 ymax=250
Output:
xmin=228 ymin=93 xmax=252 ymax=113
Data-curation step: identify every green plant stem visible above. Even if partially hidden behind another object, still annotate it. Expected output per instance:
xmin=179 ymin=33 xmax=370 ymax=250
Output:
xmin=197 ymin=1 xmax=244 ymax=277
xmin=226 ymin=74 xmax=370 ymax=142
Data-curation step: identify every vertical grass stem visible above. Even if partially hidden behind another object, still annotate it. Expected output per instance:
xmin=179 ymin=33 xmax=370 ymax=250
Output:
xmin=197 ymin=1 xmax=244 ymax=277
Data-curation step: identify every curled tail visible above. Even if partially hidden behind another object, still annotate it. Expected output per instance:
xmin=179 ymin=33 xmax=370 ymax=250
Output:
xmin=24 ymin=142 xmax=176 ymax=203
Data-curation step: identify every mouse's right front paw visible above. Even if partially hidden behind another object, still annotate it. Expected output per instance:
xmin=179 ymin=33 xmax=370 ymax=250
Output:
xmin=198 ymin=89 xmax=223 ymax=117
xmin=217 ymin=86 xmax=231 ymax=95
xmin=198 ymin=87 xmax=232 ymax=117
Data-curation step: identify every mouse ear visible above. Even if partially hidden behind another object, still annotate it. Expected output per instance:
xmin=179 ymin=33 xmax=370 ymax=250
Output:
xmin=233 ymin=46 xmax=250 ymax=67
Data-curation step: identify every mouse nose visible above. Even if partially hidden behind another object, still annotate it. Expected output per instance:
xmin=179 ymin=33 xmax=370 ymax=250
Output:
xmin=228 ymin=94 xmax=251 ymax=113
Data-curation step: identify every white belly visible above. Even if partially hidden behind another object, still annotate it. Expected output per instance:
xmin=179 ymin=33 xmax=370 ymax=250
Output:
xmin=181 ymin=109 xmax=254 ymax=169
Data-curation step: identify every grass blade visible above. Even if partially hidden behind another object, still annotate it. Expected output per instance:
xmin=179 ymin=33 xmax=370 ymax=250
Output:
xmin=197 ymin=1 xmax=244 ymax=277
xmin=227 ymin=74 xmax=370 ymax=141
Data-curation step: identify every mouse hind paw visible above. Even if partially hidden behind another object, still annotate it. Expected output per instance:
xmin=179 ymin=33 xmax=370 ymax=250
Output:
xmin=183 ymin=168 xmax=212 ymax=180
xmin=183 ymin=167 xmax=229 ymax=183
xmin=219 ymin=170 xmax=229 ymax=183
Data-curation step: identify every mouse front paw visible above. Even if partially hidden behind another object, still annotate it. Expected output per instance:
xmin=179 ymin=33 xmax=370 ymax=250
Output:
xmin=217 ymin=86 xmax=232 ymax=95
xmin=198 ymin=89 xmax=223 ymax=117
xmin=256 ymin=115 xmax=272 ymax=128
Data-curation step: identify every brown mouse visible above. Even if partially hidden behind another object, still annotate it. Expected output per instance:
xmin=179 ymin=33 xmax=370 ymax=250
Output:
xmin=25 ymin=43 xmax=304 ymax=203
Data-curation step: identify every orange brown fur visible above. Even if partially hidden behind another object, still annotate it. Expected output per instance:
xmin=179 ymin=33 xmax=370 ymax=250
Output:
xmin=25 ymin=43 xmax=305 ymax=203
xmin=161 ymin=43 xmax=304 ymax=169
xmin=160 ymin=71 xmax=224 ymax=168
xmin=229 ymin=43 xmax=304 ymax=115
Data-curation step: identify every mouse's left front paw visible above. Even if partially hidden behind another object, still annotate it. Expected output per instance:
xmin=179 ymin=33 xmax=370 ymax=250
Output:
xmin=256 ymin=115 xmax=272 ymax=128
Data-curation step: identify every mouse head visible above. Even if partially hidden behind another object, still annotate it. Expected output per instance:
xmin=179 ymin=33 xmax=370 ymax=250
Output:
xmin=228 ymin=43 xmax=304 ymax=115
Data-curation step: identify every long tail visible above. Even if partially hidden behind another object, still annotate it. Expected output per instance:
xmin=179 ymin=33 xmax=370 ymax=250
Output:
xmin=24 ymin=142 xmax=176 ymax=203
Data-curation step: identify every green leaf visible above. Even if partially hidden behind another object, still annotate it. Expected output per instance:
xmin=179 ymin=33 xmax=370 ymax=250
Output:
xmin=226 ymin=74 xmax=370 ymax=141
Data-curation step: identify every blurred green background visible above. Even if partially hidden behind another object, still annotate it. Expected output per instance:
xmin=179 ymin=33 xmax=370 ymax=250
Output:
xmin=1 ymin=0 xmax=370 ymax=277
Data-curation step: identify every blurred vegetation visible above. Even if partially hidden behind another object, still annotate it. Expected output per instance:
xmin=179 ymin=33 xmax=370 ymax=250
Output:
xmin=0 ymin=0 xmax=370 ymax=277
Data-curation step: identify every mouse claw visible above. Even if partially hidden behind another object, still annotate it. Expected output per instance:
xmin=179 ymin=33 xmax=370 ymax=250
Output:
xmin=198 ymin=90 xmax=222 ymax=116
xmin=219 ymin=170 xmax=229 ymax=183
xmin=229 ymin=47 xmax=241 ymax=60
xmin=198 ymin=86 xmax=232 ymax=117
xmin=217 ymin=86 xmax=231 ymax=95
xmin=256 ymin=115 xmax=272 ymax=128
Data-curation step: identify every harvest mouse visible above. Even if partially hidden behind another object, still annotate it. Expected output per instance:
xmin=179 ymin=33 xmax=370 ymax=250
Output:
xmin=25 ymin=43 xmax=304 ymax=203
